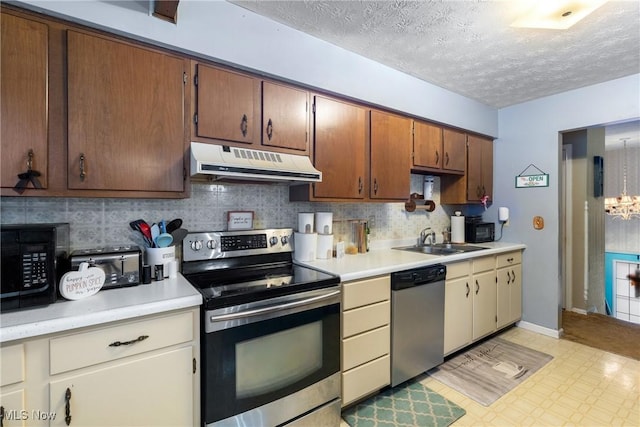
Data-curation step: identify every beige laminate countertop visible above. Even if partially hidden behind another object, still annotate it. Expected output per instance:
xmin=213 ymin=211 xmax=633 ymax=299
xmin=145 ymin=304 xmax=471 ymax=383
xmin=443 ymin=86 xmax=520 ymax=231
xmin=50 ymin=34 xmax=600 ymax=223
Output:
xmin=295 ymin=241 xmax=526 ymax=282
xmin=0 ymin=274 xmax=202 ymax=343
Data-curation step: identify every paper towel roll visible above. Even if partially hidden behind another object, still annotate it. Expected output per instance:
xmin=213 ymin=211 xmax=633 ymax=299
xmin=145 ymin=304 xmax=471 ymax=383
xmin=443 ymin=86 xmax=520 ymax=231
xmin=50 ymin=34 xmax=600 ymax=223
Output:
xmin=315 ymin=212 xmax=333 ymax=234
xmin=451 ymin=211 xmax=465 ymax=243
xmin=298 ymin=213 xmax=314 ymax=233
xmin=293 ymin=232 xmax=317 ymax=262
xmin=316 ymin=234 xmax=334 ymax=259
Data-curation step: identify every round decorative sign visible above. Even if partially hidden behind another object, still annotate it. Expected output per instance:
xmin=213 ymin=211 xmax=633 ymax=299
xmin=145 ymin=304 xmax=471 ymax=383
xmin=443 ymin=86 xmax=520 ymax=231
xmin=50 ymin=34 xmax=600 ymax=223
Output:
xmin=60 ymin=262 xmax=105 ymax=300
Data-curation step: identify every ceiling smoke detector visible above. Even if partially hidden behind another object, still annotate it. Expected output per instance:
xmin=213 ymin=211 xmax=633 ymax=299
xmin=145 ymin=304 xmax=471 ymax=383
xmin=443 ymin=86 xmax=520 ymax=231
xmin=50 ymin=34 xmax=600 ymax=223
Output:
xmin=511 ymin=0 xmax=608 ymax=30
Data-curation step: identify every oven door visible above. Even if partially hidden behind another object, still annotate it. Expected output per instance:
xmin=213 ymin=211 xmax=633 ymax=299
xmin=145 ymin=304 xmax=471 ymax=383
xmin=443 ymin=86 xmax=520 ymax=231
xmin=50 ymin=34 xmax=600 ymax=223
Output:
xmin=202 ymin=286 xmax=341 ymax=426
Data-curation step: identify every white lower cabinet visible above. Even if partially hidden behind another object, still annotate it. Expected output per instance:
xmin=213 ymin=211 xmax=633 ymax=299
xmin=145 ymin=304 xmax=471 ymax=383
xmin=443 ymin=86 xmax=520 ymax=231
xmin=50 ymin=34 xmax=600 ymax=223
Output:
xmin=341 ymin=275 xmax=390 ymax=407
xmin=0 ymin=307 xmax=200 ymax=427
xmin=444 ymin=251 xmax=523 ymax=356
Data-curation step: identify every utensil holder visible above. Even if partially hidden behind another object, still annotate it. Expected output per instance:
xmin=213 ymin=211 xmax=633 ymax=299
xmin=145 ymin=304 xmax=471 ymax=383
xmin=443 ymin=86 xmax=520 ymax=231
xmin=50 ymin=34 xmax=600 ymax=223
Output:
xmin=145 ymin=246 xmax=175 ymax=279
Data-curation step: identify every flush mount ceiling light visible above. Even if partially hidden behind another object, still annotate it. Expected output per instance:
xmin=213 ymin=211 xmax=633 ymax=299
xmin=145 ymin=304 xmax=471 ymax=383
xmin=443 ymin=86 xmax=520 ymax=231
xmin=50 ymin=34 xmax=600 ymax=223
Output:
xmin=511 ymin=0 xmax=608 ymax=30
xmin=605 ymin=138 xmax=640 ymax=220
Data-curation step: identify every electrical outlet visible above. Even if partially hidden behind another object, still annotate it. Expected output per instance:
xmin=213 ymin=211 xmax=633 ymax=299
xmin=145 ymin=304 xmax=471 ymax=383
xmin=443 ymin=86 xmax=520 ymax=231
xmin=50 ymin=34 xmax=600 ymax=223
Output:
xmin=504 ymin=219 xmax=510 ymax=227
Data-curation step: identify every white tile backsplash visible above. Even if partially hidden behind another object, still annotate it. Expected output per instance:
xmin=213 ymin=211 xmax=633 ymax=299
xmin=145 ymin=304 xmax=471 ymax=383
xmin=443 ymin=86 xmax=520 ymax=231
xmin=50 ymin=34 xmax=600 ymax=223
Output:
xmin=1 ymin=175 xmax=455 ymax=250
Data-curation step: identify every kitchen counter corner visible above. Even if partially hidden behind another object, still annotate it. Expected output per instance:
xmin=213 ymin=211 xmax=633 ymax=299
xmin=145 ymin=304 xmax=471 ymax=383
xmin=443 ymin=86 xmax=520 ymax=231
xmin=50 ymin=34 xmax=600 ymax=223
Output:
xmin=0 ymin=274 xmax=202 ymax=343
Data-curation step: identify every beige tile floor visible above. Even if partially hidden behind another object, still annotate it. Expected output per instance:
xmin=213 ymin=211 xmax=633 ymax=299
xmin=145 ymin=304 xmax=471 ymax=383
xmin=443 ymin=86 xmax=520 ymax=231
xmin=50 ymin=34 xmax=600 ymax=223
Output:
xmin=342 ymin=327 xmax=640 ymax=426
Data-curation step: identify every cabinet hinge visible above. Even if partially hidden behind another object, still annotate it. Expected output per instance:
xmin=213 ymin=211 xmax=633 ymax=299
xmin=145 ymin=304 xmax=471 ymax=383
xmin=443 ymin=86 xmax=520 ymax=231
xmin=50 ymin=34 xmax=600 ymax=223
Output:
xmin=194 ymin=113 xmax=198 ymax=125
xmin=183 ymin=72 xmax=187 ymax=85
xmin=193 ymin=358 xmax=197 ymax=374
xmin=194 ymin=74 xmax=198 ymax=86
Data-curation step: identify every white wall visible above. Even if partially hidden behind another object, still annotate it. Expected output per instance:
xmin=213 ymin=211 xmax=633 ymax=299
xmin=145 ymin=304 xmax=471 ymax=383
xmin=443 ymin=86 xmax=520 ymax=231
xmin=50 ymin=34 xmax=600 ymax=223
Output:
xmin=491 ymin=74 xmax=640 ymax=331
xmin=15 ymin=0 xmax=497 ymax=136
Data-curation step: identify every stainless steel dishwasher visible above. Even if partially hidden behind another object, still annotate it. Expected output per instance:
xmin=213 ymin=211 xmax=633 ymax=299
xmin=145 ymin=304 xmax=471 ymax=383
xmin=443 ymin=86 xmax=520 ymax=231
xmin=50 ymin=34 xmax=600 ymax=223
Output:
xmin=391 ymin=264 xmax=446 ymax=387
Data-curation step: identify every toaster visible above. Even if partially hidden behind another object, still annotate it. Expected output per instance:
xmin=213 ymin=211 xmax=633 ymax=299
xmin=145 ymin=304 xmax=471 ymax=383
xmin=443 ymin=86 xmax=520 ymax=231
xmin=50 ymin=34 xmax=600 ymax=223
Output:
xmin=70 ymin=245 xmax=142 ymax=289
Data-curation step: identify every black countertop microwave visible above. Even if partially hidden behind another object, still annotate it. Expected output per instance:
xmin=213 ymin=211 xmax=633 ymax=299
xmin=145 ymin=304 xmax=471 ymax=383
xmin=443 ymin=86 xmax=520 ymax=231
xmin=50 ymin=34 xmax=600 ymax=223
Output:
xmin=1 ymin=223 xmax=70 ymax=312
xmin=465 ymin=219 xmax=495 ymax=243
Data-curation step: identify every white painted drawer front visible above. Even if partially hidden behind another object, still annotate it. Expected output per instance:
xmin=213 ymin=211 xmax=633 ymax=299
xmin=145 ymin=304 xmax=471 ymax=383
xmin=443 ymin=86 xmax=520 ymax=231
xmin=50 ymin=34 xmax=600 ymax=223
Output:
xmin=343 ymin=276 xmax=390 ymax=310
xmin=50 ymin=311 xmax=194 ymax=375
xmin=342 ymin=300 xmax=390 ymax=339
xmin=342 ymin=325 xmax=389 ymax=371
xmin=0 ymin=343 xmax=24 ymax=386
xmin=342 ymin=355 xmax=390 ymax=406
xmin=496 ymin=251 xmax=522 ymax=268
xmin=473 ymin=255 xmax=495 ymax=273
xmin=446 ymin=260 xmax=471 ymax=280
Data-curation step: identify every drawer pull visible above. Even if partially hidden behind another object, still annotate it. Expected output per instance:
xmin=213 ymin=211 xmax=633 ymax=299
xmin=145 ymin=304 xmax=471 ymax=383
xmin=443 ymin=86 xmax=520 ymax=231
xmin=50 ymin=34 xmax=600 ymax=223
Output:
xmin=475 ymin=280 xmax=479 ymax=294
xmin=465 ymin=282 xmax=470 ymax=298
xmin=507 ymin=257 xmax=514 ymax=263
xmin=108 ymin=335 xmax=149 ymax=347
xmin=65 ymin=387 xmax=72 ymax=426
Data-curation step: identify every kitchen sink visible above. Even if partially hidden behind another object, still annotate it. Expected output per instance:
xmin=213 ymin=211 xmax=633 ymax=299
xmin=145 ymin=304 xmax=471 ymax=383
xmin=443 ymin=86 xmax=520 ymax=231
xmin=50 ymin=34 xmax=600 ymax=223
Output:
xmin=393 ymin=243 xmax=489 ymax=256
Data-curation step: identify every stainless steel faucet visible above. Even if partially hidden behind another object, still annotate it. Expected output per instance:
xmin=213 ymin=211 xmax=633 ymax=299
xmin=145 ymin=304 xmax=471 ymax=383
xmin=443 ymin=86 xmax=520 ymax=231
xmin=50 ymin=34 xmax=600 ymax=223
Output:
xmin=419 ymin=227 xmax=436 ymax=246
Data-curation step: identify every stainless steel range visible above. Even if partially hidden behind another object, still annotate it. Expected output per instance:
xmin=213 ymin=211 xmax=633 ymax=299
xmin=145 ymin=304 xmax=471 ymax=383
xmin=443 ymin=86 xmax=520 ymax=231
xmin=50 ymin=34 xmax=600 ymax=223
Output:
xmin=181 ymin=228 xmax=341 ymax=427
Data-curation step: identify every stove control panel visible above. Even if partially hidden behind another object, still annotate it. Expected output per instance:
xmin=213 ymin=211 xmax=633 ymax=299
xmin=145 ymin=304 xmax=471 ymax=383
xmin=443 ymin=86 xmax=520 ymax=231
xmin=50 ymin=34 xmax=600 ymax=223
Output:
xmin=182 ymin=228 xmax=293 ymax=262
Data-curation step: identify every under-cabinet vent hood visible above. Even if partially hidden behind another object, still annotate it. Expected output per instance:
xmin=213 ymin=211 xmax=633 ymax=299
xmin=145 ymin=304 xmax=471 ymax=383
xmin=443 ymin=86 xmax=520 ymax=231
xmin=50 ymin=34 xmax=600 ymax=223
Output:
xmin=190 ymin=142 xmax=322 ymax=183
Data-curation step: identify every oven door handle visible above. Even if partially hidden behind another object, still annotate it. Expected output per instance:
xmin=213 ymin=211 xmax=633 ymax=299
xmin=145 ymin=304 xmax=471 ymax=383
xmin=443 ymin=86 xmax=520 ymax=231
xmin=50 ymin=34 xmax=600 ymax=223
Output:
xmin=209 ymin=289 xmax=340 ymax=322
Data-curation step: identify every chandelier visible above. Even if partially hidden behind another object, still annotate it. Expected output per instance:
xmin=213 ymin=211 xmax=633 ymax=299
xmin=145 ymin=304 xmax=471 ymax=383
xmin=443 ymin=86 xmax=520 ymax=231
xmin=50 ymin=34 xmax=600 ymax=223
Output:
xmin=605 ymin=138 xmax=640 ymax=220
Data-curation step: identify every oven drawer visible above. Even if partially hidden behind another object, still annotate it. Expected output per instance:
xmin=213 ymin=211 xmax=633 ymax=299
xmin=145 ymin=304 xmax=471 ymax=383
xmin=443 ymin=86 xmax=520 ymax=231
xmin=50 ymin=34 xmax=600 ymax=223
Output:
xmin=343 ymin=275 xmax=390 ymax=310
xmin=342 ymin=300 xmax=390 ymax=339
xmin=50 ymin=311 xmax=194 ymax=375
xmin=1 ymin=343 xmax=25 ymax=386
xmin=342 ymin=355 xmax=390 ymax=406
xmin=342 ymin=325 xmax=390 ymax=371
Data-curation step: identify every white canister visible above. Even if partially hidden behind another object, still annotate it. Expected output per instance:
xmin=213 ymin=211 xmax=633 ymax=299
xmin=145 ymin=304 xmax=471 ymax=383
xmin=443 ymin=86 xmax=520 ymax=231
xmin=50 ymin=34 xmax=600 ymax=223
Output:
xmin=293 ymin=232 xmax=317 ymax=262
xmin=297 ymin=213 xmax=315 ymax=234
xmin=316 ymin=234 xmax=334 ymax=259
xmin=451 ymin=211 xmax=465 ymax=243
xmin=315 ymin=212 xmax=333 ymax=234
xmin=145 ymin=246 xmax=176 ymax=279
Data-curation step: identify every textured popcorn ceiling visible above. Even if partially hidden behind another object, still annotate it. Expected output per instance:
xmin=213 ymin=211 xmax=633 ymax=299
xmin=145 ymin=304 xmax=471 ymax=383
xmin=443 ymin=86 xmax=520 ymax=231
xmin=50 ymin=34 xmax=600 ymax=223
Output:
xmin=230 ymin=0 xmax=640 ymax=109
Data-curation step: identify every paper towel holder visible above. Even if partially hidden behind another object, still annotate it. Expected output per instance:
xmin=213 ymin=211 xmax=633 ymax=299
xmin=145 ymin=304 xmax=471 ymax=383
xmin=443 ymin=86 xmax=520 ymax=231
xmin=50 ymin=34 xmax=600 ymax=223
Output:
xmin=405 ymin=193 xmax=436 ymax=212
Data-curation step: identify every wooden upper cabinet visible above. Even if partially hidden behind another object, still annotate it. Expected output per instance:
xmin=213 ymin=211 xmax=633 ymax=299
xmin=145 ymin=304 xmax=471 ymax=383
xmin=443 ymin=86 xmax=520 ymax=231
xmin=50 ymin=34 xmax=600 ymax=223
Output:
xmin=312 ymin=96 xmax=366 ymax=199
xmin=262 ymin=81 xmax=308 ymax=152
xmin=466 ymin=134 xmax=493 ymax=202
xmin=370 ymin=110 xmax=412 ymax=200
xmin=442 ymin=128 xmax=466 ymax=173
xmin=195 ymin=64 xmax=260 ymax=144
xmin=413 ymin=121 xmax=442 ymax=170
xmin=1 ymin=12 xmax=49 ymax=189
xmin=67 ymin=30 xmax=186 ymax=192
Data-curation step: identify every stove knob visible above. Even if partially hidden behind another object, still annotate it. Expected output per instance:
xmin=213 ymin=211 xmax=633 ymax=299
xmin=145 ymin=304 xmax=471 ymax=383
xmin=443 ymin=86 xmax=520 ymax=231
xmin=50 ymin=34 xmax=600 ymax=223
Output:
xmin=280 ymin=235 xmax=289 ymax=246
xmin=269 ymin=236 xmax=278 ymax=247
xmin=207 ymin=240 xmax=216 ymax=250
xmin=190 ymin=240 xmax=203 ymax=251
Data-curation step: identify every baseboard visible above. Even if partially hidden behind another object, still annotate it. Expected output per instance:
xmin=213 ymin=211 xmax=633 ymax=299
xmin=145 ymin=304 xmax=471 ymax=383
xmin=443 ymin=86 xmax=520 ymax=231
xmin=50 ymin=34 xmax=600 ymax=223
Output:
xmin=516 ymin=321 xmax=562 ymax=339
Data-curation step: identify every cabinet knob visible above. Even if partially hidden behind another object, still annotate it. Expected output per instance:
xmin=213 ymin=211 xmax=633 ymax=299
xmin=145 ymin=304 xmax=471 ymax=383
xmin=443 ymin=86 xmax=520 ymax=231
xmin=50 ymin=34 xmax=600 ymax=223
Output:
xmin=435 ymin=150 xmax=439 ymax=165
xmin=358 ymin=177 xmax=363 ymax=194
xmin=266 ymin=118 xmax=274 ymax=141
xmin=79 ymin=153 xmax=86 ymax=181
xmin=475 ymin=280 xmax=479 ymax=294
xmin=65 ymin=387 xmax=72 ymax=426
xmin=465 ymin=282 xmax=470 ymax=298
xmin=445 ymin=151 xmax=450 ymax=166
xmin=373 ymin=179 xmax=378 ymax=195
xmin=240 ymin=114 xmax=248 ymax=137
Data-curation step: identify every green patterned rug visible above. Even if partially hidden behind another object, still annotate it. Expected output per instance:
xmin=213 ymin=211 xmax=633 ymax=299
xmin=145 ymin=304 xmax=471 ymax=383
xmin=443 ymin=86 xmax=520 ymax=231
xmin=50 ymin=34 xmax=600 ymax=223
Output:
xmin=342 ymin=381 xmax=466 ymax=427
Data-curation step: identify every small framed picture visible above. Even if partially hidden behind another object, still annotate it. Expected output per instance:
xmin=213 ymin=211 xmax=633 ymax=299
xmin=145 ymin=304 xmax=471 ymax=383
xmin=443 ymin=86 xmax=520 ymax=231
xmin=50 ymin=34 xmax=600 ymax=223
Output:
xmin=227 ymin=211 xmax=254 ymax=230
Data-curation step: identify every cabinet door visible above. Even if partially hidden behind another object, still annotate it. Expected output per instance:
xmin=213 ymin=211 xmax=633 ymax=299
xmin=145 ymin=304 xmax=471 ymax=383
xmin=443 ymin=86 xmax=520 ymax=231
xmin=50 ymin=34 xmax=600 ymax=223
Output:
xmin=472 ymin=270 xmax=496 ymax=340
xmin=370 ymin=110 xmax=411 ymax=200
xmin=0 ymin=389 xmax=26 ymax=427
xmin=497 ymin=264 xmax=522 ymax=328
xmin=442 ymin=128 xmax=466 ymax=172
xmin=1 ymin=13 xmax=48 ymax=189
xmin=413 ymin=121 xmax=442 ymax=169
xmin=67 ymin=31 xmax=185 ymax=192
xmin=49 ymin=347 xmax=193 ymax=427
xmin=195 ymin=65 xmax=259 ymax=144
xmin=466 ymin=135 xmax=492 ymax=202
xmin=444 ymin=276 xmax=473 ymax=354
xmin=312 ymin=96 xmax=366 ymax=199
xmin=262 ymin=81 xmax=308 ymax=152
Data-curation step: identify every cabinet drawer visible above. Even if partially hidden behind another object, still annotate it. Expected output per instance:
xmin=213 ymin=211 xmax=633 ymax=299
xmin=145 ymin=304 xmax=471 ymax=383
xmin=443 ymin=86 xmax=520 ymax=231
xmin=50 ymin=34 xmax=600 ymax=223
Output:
xmin=342 ymin=300 xmax=390 ymax=339
xmin=497 ymin=251 xmax=522 ymax=268
xmin=343 ymin=276 xmax=390 ymax=310
xmin=0 ymin=343 xmax=24 ymax=386
xmin=473 ymin=255 xmax=495 ymax=273
xmin=342 ymin=355 xmax=390 ymax=406
xmin=342 ymin=325 xmax=389 ymax=371
xmin=50 ymin=310 xmax=194 ymax=375
xmin=446 ymin=260 xmax=471 ymax=280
